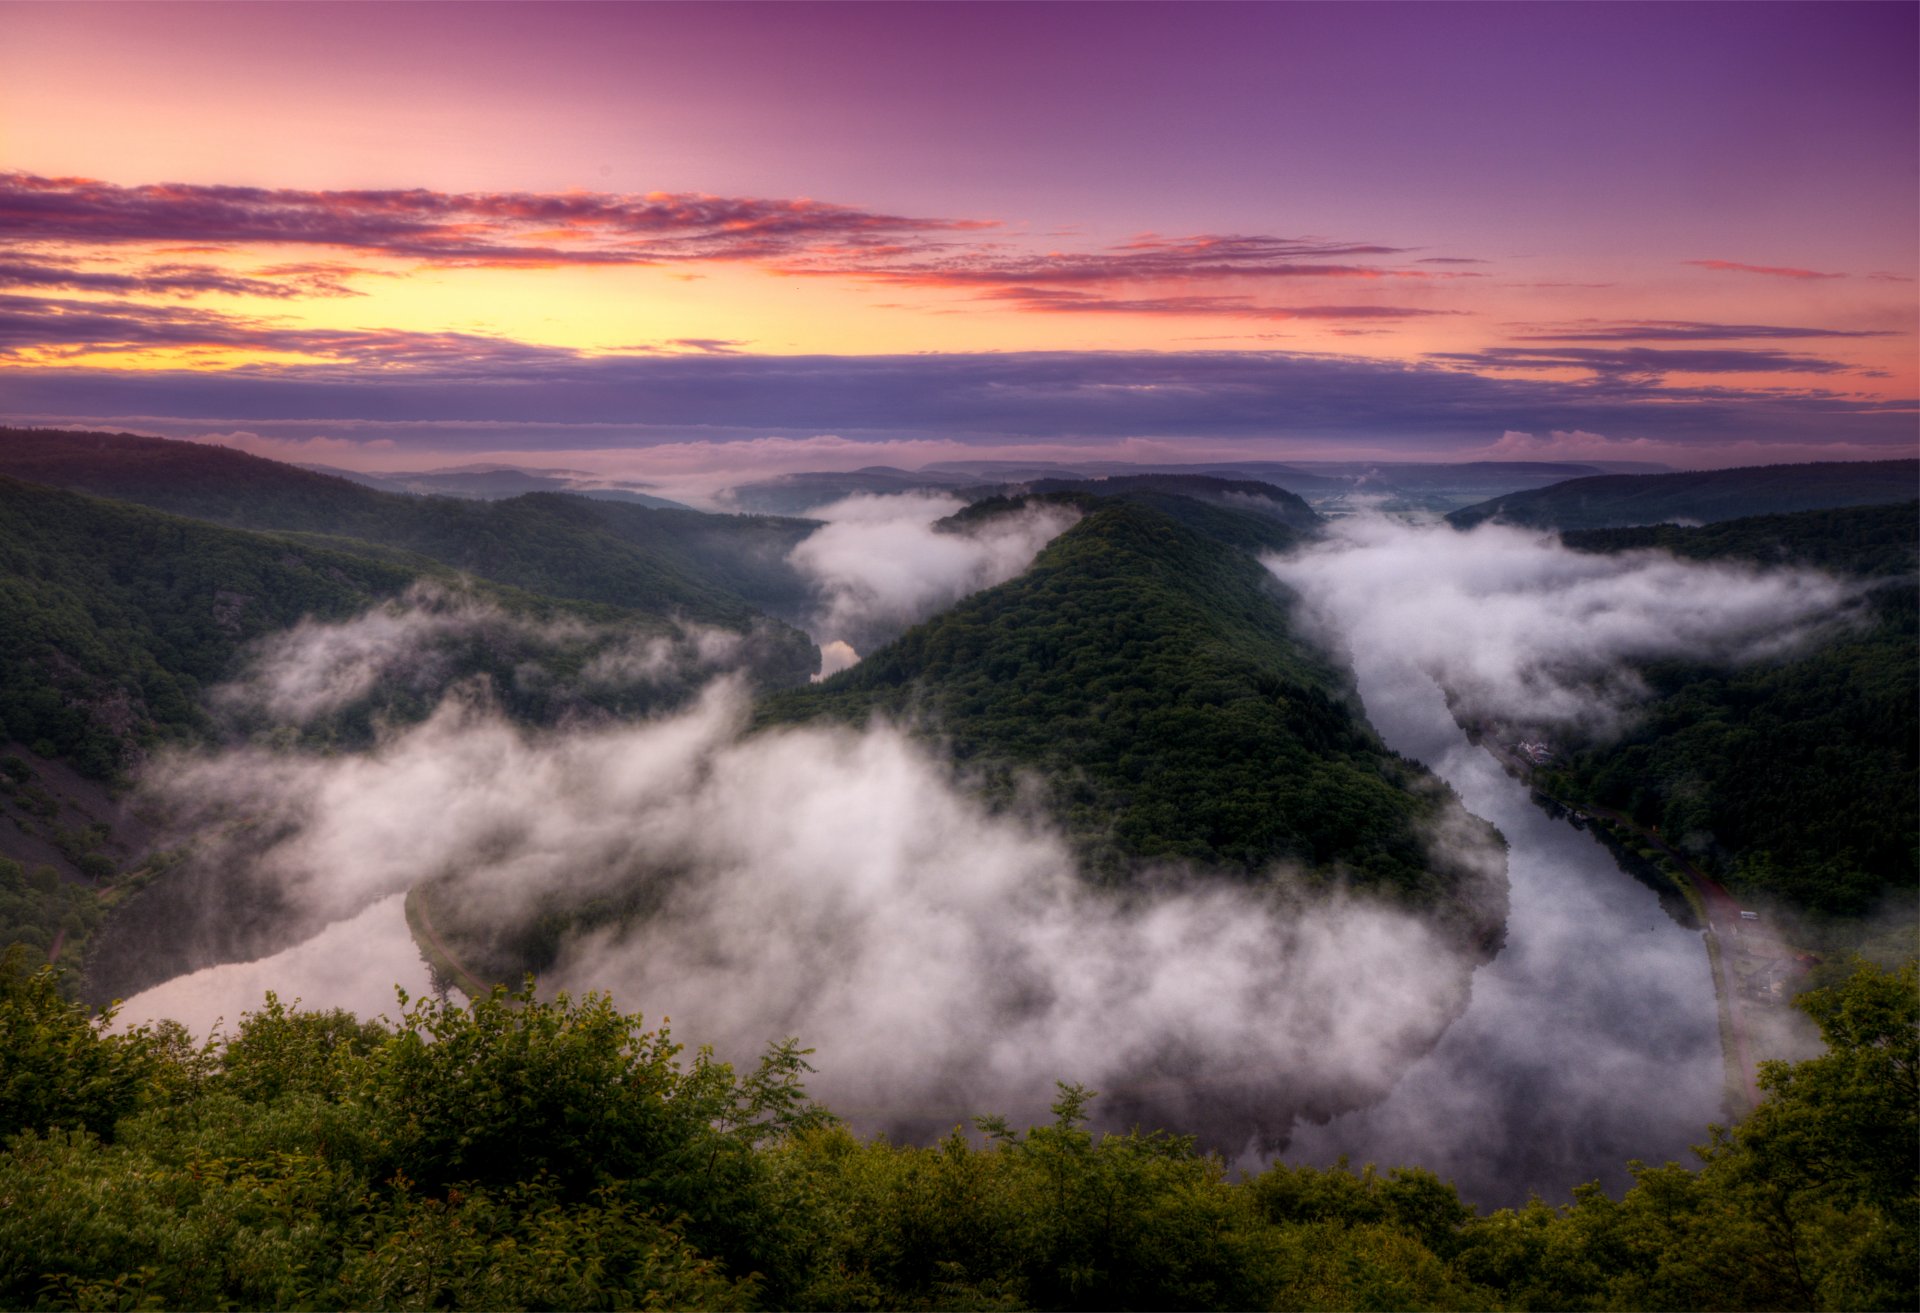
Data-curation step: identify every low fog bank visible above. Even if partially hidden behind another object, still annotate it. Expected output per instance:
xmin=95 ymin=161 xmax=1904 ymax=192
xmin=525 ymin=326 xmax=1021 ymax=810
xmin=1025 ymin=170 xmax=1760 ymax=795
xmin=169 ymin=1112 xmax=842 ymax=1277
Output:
xmin=108 ymin=650 xmax=1501 ymax=1148
xmin=786 ymin=492 xmax=1079 ymax=661
xmin=215 ymin=582 xmax=761 ymax=726
xmin=1268 ymin=517 xmax=1852 ymax=737
xmin=1267 ymin=518 xmax=1851 ymax=1206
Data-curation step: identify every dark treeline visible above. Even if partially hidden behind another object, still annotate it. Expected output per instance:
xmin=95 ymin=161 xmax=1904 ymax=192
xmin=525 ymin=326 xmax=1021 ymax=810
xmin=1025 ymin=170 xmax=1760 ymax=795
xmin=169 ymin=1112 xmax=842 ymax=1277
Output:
xmin=1 ymin=951 xmax=1912 ymax=1311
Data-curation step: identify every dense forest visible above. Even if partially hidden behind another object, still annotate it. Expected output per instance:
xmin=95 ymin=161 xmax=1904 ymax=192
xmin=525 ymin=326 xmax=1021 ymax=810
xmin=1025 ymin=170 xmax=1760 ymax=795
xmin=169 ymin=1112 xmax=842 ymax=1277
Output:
xmin=1 ymin=950 xmax=1911 ymax=1311
xmin=1537 ymin=502 xmax=1918 ymax=916
xmin=0 ymin=475 xmax=421 ymax=777
xmin=0 ymin=427 xmax=823 ymax=644
xmin=1447 ymin=459 xmax=1918 ymax=531
xmin=0 ymin=472 xmax=815 ymax=973
xmin=763 ymin=501 xmax=1503 ymax=937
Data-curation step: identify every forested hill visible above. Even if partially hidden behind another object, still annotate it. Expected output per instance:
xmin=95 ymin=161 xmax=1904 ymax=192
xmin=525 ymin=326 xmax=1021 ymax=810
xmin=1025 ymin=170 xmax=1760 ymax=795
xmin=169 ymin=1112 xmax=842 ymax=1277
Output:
xmin=975 ymin=474 xmax=1321 ymax=532
xmin=1540 ymin=501 xmax=1918 ymax=916
xmin=761 ymin=499 xmax=1504 ymax=935
xmin=0 ymin=476 xmax=423 ymax=779
xmin=1447 ymin=459 xmax=1918 ymax=531
xmin=0 ymin=428 xmax=821 ymax=631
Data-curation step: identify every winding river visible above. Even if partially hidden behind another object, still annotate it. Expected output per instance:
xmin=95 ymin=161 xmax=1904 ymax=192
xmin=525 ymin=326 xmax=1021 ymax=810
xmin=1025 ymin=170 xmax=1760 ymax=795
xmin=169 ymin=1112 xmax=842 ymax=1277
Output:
xmin=1285 ymin=660 xmax=1726 ymax=1208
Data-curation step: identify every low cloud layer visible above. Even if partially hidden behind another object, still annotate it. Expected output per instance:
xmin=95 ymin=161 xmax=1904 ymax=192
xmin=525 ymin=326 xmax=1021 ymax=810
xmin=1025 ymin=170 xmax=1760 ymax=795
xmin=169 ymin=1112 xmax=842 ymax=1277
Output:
xmin=122 ymin=658 xmax=1499 ymax=1148
xmin=1265 ymin=521 xmax=1858 ymax=1203
xmin=787 ymin=493 xmax=1081 ymax=654
xmin=1267 ymin=518 xmax=1853 ymax=735
xmin=213 ymin=582 xmax=757 ymax=727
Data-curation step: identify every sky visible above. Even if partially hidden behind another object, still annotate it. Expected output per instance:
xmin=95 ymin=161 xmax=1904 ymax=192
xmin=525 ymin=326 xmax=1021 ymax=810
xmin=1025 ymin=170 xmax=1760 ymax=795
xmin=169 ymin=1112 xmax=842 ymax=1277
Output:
xmin=1 ymin=0 xmax=1915 ymax=476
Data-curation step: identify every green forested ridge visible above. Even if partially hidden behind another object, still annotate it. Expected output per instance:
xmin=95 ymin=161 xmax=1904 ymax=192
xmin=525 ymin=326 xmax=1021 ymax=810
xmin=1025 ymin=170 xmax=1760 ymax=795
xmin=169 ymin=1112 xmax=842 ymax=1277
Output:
xmin=972 ymin=473 xmax=1323 ymax=532
xmin=0 ymin=427 xmax=822 ymax=637
xmin=0 ymin=949 xmax=1910 ymax=1312
xmin=762 ymin=500 xmax=1490 ymax=924
xmin=1447 ymin=459 xmax=1919 ymax=531
xmin=0 ymin=475 xmax=814 ymax=970
xmin=0 ymin=476 xmax=422 ymax=777
xmin=1540 ymin=502 xmax=1918 ymax=915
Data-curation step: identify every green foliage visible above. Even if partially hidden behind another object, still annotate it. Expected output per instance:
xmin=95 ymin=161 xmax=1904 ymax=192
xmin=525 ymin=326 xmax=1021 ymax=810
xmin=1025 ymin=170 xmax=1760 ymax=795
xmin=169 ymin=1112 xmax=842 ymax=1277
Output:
xmin=1540 ymin=503 xmax=1919 ymax=914
xmin=0 ymin=427 xmax=820 ymax=673
xmin=763 ymin=502 xmax=1479 ymax=914
xmin=0 ymin=959 xmax=1912 ymax=1309
xmin=0 ymin=857 xmax=98 ymax=965
xmin=0 ymin=948 xmax=156 ymax=1141
xmin=1448 ymin=459 xmax=1919 ymax=531
xmin=0 ymin=474 xmax=419 ymax=776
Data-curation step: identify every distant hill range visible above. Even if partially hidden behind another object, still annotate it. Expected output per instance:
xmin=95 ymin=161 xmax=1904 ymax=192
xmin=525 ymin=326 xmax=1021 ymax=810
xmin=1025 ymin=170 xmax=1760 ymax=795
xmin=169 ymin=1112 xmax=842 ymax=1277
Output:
xmin=0 ymin=427 xmax=822 ymax=637
xmin=723 ymin=459 xmax=1647 ymax=515
xmin=1447 ymin=459 xmax=1919 ymax=531
xmin=301 ymin=462 xmax=694 ymax=510
xmin=961 ymin=474 xmax=1322 ymax=532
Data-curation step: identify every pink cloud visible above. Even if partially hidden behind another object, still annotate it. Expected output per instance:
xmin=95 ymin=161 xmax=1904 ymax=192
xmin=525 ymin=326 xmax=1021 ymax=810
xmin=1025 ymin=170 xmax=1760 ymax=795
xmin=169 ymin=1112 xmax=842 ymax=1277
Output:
xmin=1684 ymin=259 xmax=1845 ymax=280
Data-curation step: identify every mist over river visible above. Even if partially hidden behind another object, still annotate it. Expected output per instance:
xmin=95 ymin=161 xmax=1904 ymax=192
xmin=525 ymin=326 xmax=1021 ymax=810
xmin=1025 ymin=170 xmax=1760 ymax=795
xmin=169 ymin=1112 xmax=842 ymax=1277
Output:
xmin=1284 ymin=660 xmax=1725 ymax=1208
xmin=112 ymin=668 xmax=1729 ymax=1210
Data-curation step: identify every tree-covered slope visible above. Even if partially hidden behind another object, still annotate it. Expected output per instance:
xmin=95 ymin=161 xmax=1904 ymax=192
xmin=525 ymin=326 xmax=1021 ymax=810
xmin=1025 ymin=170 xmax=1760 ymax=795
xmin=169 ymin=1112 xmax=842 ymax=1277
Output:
xmin=1539 ymin=502 xmax=1918 ymax=915
xmin=0 ymin=476 xmax=423 ymax=778
xmin=1447 ymin=459 xmax=1918 ymax=531
xmin=0 ymin=427 xmax=821 ymax=637
xmin=761 ymin=500 xmax=1497 ymax=925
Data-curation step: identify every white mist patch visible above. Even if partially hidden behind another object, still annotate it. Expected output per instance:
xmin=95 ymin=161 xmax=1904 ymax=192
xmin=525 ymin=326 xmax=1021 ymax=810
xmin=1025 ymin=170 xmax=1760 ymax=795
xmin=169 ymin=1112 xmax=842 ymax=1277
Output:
xmin=814 ymin=640 xmax=860 ymax=680
xmin=787 ymin=492 xmax=1079 ymax=652
xmin=138 ymin=678 xmax=1487 ymax=1138
xmin=215 ymin=582 xmax=750 ymax=722
xmin=1267 ymin=517 xmax=1852 ymax=734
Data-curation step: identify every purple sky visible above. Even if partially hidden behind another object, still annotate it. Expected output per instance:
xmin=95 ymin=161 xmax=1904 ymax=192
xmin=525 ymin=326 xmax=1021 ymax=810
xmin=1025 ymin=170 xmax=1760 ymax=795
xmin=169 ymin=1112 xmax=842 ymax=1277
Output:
xmin=1 ymin=0 xmax=1914 ymax=474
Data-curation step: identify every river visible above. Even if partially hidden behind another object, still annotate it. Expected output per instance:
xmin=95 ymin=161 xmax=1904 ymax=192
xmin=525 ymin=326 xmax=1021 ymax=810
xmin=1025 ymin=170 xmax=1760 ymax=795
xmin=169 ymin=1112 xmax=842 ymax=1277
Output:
xmin=1285 ymin=659 xmax=1726 ymax=1209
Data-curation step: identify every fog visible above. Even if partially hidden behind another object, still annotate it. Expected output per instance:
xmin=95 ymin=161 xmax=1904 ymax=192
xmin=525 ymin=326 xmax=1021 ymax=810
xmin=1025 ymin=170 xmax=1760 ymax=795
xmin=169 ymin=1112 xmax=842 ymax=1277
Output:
xmin=215 ymin=581 xmax=755 ymax=726
xmin=105 ymin=511 xmax=1856 ymax=1201
xmin=120 ymin=672 xmax=1502 ymax=1145
xmin=1268 ymin=518 xmax=1844 ymax=1204
xmin=1268 ymin=517 xmax=1851 ymax=735
xmin=786 ymin=492 xmax=1080 ymax=657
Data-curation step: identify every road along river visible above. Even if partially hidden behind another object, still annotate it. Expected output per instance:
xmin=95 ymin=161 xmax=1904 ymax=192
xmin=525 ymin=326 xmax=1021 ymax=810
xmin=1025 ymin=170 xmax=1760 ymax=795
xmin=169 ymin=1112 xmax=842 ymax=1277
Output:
xmin=1285 ymin=662 xmax=1728 ymax=1209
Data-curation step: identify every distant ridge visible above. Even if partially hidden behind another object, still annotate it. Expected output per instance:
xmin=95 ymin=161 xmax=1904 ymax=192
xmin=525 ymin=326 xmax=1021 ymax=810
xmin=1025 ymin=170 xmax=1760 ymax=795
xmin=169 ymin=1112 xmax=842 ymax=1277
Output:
xmin=1447 ymin=459 xmax=1920 ymax=531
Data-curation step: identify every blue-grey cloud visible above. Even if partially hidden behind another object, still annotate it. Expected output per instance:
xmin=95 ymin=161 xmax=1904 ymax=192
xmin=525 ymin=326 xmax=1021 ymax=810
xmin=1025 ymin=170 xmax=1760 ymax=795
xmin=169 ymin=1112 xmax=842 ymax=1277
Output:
xmin=5 ymin=343 xmax=1912 ymax=456
xmin=1432 ymin=345 xmax=1858 ymax=377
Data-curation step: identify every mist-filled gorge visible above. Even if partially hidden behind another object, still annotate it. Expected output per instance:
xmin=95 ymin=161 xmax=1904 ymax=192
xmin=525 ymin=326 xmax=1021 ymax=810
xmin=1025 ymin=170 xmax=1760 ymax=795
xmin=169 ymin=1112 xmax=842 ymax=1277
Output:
xmin=3 ymin=4 xmax=1916 ymax=1297
xmin=95 ymin=511 xmax=1862 ymax=1183
xmin=5 ymin=439 xmax=1915 ymax=1311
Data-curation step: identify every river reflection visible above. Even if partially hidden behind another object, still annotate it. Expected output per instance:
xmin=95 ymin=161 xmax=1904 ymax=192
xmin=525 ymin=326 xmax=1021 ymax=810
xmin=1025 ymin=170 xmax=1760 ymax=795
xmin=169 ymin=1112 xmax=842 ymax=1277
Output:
xmin=114 ymin=894 xmax=429 ymax=1039
xmin=1286 ymin=666 xmax=1725 ymax=1209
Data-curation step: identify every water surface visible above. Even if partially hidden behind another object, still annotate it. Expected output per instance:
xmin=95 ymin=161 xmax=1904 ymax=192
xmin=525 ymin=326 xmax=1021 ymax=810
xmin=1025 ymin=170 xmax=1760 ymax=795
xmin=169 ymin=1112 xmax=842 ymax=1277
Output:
xmin=1286 ymin=667 xmax=1724 ymax=1208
